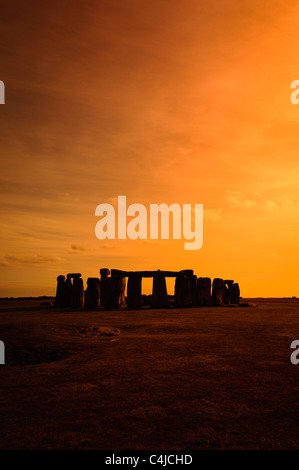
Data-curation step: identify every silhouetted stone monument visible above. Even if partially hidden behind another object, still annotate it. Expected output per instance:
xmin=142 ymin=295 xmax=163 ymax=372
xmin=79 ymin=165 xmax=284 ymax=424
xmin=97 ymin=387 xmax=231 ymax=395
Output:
xmin=197 ymin=277 xmax=212 ymax=306
xmin=65 ymin=277 xmax=73 ymax=307
xmin=191 ymin=275 xmax=197 ymax=307
xmin=212 ymin=278 xmax=225 ymax=307
xmin=72 ymin=275 xmax=84 ymax=308
xmin=224 ymin=284 xmax=230 ymax=305
xmin=85 ymin=277 xmax=101 ymax=309
xmin=174 ymin=275 xmax=193 ymax=307
xmin=229 ymin=282 xmax=240 ymax=305
xmin=127 ymin=274 xmax=143 ymax=309
xmin=100 ymin=268 xmax=110 ymax=307
xmin=104 ymin=277 xmax=126 ymax=309
xmin=55 ymin=267 xmax=241 ymax=310
xmin=152 ymin=271 xmax=169 ymax=308
xmin=55 ymin=275 xmax=66 ymax=307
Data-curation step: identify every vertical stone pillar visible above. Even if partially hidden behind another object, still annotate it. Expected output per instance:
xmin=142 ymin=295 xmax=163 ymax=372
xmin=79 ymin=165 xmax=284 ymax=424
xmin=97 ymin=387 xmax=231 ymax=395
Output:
xmin=127 ymin=274 xmax=142 ymax=309
xmin=212 ymin=278 xmax=225 ymax=307
xmin=191 ymin=275 xmax=197 ymax=306
xmin=174 ymin=275 xmax=193 ymax=307
xmin=224 ymin=280 xmax=233 ymax=305
xmin=196 ymin=277 xmax=212 ymax=306
xmin=85 ymin=278 xmax=101 ymax=309
xmin=71 ymin=274 xmax=84 ymax=308
xmin=55 ymin=275 xmax=66 ymax=307
xmin=100 ymin=268 xmax=110 ymax=307
xmin=65 ymin=277 xmax=73 ymax=307
xmin=224 ymin=285 xmax=230 ymax=305
xmin=152 ymin=271 xmax=169 ymax=308
xmin=104 ymin=277 xmax=126 ymax=309
xmin=230 ymin=282 xmax=240 ymax=305
xmin=105 ymin=269 xmax=126 ymax=309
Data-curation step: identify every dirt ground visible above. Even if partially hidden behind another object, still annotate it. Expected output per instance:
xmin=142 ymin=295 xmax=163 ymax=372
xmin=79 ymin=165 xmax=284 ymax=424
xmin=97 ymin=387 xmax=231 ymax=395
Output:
xmin=1 ymin=298 xmax=299 ymax=450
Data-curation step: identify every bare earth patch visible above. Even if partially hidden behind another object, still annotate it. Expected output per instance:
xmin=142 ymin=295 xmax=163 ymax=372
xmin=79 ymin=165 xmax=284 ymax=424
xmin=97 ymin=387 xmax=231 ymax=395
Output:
xmin=1 ymin=298 xmax=299 ymax=450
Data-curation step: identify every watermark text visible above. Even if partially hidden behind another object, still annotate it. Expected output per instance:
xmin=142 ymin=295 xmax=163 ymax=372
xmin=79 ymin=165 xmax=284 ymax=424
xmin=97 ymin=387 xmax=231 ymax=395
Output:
xmin=95 ymin=196 xmax=203 ymax=250
xmin=0 ymin=81 xmax=4 ymax=104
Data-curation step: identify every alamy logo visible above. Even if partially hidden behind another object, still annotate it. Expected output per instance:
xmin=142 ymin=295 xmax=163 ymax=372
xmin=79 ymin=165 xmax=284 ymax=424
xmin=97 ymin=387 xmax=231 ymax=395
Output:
xmin=0 ymin=81 xmax=5 ymax=104
xmin=290 ymin=340 xmax=299 ymax=364
xmin=0 ymin=341 xmax=5 ymax=364
xmin=95 ymin=196 xmax=203 ymax=250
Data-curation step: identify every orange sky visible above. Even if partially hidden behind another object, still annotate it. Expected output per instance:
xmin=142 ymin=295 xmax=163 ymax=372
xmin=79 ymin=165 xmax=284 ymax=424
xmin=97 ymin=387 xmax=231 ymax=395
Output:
xmin=1 ymin=0 xmax=299 ymax=297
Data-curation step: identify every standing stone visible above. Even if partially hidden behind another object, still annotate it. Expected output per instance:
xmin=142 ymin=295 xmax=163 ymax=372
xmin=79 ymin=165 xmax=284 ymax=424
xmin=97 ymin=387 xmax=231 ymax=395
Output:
xmin=127 ymin=275 xmax=143 ymax=309
xmin=174 ymin=276 xmax=193 ymax=308
xmin=85 ymin=278 xmax=101 ymax=309
xmin=65 ymin=277 xmax=73 ymax=307
xmin=224 ymin=280 xmax=233 ymax=305
xmin=197 ymin=277 xmax=212 ymax=307
xmin=100 ymin=268 xmax=110 ymax=307
xmin=191 ymin=275 xmax=197 ymax=306
xmin=229 ymin=283 xmax=240 ymax=305
xmin=224 ymin=284 xmax=230 ymax=305
xmin=72 ymin=275 xmax=84 ymax=308
xmin=212 ymin=278 xmax=225 ymax=307
xmin=55 ymin=275 xmax=66 ymax=307
xmin=104 ymin=277 xmax=126 ymax=309
xmin=152 ymin=272 xmax=169 ymax=308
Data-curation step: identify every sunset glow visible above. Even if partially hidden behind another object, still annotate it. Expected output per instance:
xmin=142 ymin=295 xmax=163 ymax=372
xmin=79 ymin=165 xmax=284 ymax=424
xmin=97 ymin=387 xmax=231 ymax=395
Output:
xmin=1 ymin=0 xmax=299 ymax=297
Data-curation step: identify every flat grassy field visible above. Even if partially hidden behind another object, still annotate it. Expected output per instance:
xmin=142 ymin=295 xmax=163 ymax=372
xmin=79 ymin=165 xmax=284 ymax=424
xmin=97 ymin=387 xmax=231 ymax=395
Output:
xmin=1 ymin=298 xmax=299 ymax=450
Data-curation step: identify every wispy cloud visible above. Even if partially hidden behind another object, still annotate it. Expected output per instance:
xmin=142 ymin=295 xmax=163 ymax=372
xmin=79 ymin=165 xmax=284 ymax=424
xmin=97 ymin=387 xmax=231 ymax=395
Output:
xmin=264 ymin=200 xmax=276 ymax=210
xmin=0 ymin=254 xmax=64 ymax=267
xmin=69 ymin=244 xmax=87 ymax=253
xmin=226 ymin=190 xmax=257 ymax=209
xmin=204 ymin=208 xmax=223 ymax=221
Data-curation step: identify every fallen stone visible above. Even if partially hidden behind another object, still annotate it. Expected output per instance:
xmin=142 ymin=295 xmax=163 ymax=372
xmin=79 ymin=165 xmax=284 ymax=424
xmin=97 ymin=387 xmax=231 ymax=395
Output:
xmin=239 ymin=302 xmax=257 ymax=307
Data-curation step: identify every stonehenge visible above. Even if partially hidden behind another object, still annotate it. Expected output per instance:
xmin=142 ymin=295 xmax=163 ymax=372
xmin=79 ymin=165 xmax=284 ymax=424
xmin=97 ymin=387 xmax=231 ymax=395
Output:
xmin=54 ymin=268 xmax=240 ymax=310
